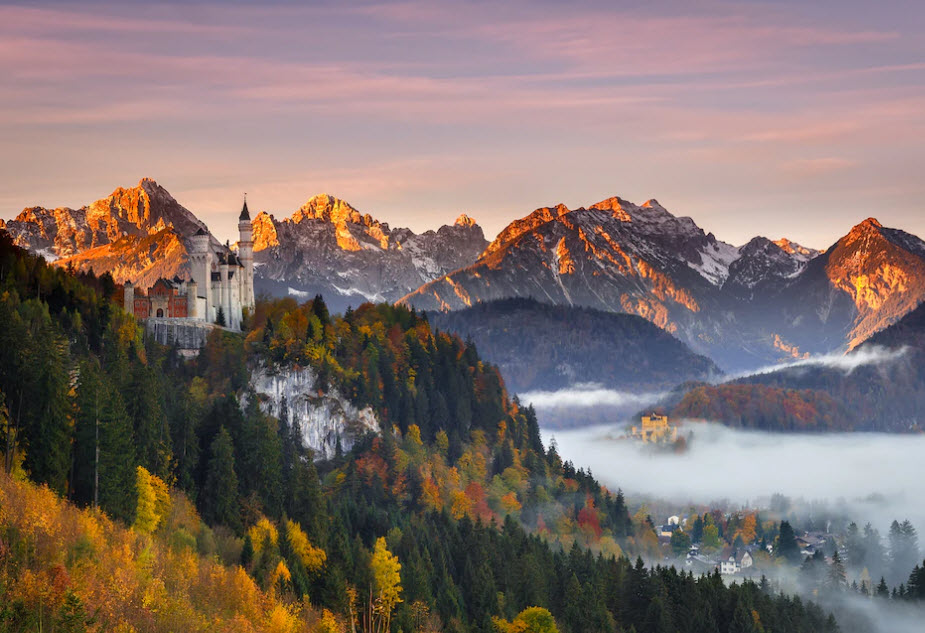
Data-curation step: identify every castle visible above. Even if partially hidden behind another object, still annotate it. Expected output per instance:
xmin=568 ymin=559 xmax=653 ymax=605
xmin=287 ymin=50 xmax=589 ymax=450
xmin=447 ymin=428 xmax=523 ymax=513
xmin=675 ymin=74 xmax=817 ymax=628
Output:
xmin=629 ymin=413 xmax=677 ymax=444
xmin=124 ymin=199 xmax=255 ymax=331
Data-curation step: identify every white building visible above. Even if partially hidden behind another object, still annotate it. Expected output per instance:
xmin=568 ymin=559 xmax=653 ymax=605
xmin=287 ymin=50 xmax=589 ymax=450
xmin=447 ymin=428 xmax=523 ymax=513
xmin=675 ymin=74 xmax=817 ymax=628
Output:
xmin=125 ymin=199 xmax=255 ymax=331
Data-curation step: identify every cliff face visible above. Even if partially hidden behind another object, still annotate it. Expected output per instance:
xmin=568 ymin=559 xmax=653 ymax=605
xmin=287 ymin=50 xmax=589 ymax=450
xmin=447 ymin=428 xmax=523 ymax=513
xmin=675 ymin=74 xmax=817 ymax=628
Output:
xmin=251 ymin=194 xmax=488 ymax=312
xmin=250 ymin=365 xmax=379 ymax=459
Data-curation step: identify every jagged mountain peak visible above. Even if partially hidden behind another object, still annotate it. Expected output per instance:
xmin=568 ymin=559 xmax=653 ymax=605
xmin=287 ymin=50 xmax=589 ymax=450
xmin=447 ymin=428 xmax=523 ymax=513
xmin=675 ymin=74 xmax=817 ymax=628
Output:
xmin=250 ymin=196 xmax=488 ymax=311
xmin=773 ymin=238 xmax=818 ymax=261
xmin=4 ymin=178 xmax=211 ymax=263
xmin=483 ymin=202 xmax=573 ymax=257
xmin=454 ymin=213 xmax=477 ymax=228
xmin=857 ymin=217 xmax=883 ymax=229
xmin=293 ymin=193 xmax=366 ymax=226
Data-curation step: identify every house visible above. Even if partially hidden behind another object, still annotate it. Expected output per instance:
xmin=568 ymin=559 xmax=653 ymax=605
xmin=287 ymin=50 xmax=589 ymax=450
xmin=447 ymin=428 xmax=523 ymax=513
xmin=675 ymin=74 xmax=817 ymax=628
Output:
xmin=737 ymin=550 xmax=753 ymax=570
xmin=718 ymin=546 xmax=751 ymax=574
xmin=720 ymin=557 xmax=739 ymax=575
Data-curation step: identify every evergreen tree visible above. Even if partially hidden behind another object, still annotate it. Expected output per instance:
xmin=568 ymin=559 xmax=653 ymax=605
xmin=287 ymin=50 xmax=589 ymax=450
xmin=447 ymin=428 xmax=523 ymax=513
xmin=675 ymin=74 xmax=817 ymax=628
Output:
xmin=97 ymin=384 xmax=136 ymax=523
xmin=216 ymin=305 xmax=226 ymax=327
xmin=777 ymin=521 xmax=801 ymax=564
xmin=126 ymin=363 xmax=172 ymax=480
xmin=18 ymin=301 xmax=72 ymax=493
xmin=201 ymin=426 xmax=241 ymax=531
xmin=877 ymin=577 xmax=890 ymax=597
xmin=825 ymin=551 xmax=846 ymax=592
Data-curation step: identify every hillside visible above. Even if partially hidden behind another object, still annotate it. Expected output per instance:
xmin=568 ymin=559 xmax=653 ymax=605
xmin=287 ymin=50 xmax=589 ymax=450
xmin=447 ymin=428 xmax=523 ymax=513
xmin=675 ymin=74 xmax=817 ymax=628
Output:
xmin=0 ymin=469 xmax=328 ymax=633
xmin=662 ymin=301 xmax=925 ymax=432
xmin=0 ymin=231 xmax=839 ymax=633
xmin=252 ymin=194 xmax=487 ymax=312
xmin=429 ymin=297 xmax=721 ymax=393
xmin=667 ymin=383 xmax=854 ymax=432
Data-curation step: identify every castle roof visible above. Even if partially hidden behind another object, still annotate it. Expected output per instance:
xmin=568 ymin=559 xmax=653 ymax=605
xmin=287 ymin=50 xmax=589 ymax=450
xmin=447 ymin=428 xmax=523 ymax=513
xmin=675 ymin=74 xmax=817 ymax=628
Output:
xmin=239 ymin=198 xmax=250 ymax=222
xmin=195 ymin=227 xmax=207 ymax=236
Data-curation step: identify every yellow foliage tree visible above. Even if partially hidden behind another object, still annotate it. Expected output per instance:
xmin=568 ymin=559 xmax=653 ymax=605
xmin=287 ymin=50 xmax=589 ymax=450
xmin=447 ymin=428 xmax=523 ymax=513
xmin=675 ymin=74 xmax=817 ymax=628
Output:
xmin=269 ymin=559 xmax=292 ymax=590
xmin=450 ymin=489 xmax=472 ymax=520
xmin=500 ymin=492 xmax=522 ymax=515
xmin=368 ymin=536 xmax=402 ymax=633
xmin=493 ymin=607 xmax=559 ymax=633
xmin=134 ymin=466 xmax=171 ymax=534
xmin=249 ymin=517 xmax=279 ymax=556
xmin=285 ymin=519 xmax=326 ymax=573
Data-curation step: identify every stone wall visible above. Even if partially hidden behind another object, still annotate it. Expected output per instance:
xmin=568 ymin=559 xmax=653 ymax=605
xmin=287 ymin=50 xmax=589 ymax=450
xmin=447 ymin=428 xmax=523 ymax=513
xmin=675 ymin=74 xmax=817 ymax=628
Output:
xmin=144 ymin=318 xmax=218 ymax=350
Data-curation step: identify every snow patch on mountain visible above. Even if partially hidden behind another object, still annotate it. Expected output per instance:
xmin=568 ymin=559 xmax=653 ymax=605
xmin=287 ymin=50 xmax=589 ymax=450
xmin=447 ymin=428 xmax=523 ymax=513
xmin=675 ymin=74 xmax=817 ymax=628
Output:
xmin=691 ymin=241 xmax=740 ymax=286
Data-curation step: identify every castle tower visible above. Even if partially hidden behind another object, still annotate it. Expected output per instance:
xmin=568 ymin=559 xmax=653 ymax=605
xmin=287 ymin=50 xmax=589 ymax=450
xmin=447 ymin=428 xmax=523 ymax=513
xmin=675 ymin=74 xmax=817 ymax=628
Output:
xmin=189 ymin=227 xmax=212 ymax=322
xmin=124 ymin=280 xmax=134 ymax=314
xmin=219 ymin=253 xmax=230 ymax=327
xmin=237 ymin=196 xmax=255 ymax=311
xmin=187 ymin=280 xmax=198 ymax=318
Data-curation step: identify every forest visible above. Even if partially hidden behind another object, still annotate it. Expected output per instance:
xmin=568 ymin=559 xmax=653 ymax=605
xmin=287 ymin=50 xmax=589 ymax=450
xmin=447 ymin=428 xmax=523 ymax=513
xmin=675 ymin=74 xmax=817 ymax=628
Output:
xmin=0 ymin=230 xmax=843 ymax=633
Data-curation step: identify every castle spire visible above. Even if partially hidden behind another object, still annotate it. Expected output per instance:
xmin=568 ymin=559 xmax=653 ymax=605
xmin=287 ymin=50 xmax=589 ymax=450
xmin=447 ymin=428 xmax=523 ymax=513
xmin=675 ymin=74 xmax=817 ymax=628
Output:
xmin=239 ymin=193 xmax=250 ymax=222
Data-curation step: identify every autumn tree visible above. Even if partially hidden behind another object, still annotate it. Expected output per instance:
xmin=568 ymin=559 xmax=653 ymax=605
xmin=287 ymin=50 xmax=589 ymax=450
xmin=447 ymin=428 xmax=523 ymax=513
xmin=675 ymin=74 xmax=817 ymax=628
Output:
xmin=493 ymin=606 xmax=560 ymax=633
xmin=367 ymin=536 xmax=402 ymax=633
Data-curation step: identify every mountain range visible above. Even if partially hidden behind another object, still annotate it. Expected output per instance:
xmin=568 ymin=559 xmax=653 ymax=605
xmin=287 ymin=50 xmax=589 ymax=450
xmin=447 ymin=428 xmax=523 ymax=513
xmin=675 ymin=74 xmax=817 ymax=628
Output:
xmin=250 ymin=194 xmax=487 ymax=312
xmin=401 ymin=197 xmax=925 ymax=371
xmin=5 ymin=180 xmax=925 ymax=377
xmin=0 ymin=180 xmax=487 ymax=314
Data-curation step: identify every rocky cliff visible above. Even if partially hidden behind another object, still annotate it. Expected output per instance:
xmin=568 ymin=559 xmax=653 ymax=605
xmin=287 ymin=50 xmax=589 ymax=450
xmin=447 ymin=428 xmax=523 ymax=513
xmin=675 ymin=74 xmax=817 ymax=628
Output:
xmin=250 ymin=365 xmax=379 ymax=459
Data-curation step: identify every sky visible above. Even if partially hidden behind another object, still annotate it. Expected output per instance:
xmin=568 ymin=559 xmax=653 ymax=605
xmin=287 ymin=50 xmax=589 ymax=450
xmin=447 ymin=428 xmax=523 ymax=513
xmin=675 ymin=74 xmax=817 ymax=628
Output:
xmin=2 ymin=0 xmax=925 ymax=246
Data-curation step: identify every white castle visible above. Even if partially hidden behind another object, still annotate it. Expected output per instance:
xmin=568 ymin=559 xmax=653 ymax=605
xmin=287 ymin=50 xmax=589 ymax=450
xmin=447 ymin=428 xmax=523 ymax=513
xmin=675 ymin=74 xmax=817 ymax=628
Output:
xmin=124 ymin=199 xmax=255 ymax=331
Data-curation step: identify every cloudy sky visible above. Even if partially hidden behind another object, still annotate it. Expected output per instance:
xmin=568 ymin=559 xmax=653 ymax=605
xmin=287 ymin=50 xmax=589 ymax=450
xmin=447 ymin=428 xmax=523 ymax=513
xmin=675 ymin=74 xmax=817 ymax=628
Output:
xmin=2 ymin=0 xmax=924 ymax=245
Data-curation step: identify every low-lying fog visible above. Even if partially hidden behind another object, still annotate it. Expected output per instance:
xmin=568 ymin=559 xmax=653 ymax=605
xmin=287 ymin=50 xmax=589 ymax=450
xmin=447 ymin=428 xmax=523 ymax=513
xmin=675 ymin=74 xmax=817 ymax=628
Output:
xmin=543 ymin=422 xmax=925 ymax=532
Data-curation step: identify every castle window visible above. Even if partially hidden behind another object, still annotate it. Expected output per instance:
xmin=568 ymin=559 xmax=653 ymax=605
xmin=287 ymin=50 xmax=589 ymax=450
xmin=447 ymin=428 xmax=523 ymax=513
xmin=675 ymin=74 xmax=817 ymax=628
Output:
xmin=156 ymin=308 xmax=164 ymax=317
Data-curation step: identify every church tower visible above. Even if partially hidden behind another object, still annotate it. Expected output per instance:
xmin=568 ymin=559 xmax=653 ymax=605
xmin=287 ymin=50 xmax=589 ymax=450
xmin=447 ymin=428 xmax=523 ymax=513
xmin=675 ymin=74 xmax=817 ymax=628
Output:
xmin=237 ymin=196 xmax=255 ymax=311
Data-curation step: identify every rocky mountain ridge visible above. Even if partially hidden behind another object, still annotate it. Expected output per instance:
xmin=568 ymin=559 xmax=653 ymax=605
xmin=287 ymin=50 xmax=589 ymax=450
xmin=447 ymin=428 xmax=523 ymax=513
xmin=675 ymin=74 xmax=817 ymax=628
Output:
xmin=401 ymin=196 xmax=923 ymax=370
xmin=2 ymin=179 xmax=225 ymax=288
xmin=251 ymin=193 xmax=488 ymax=312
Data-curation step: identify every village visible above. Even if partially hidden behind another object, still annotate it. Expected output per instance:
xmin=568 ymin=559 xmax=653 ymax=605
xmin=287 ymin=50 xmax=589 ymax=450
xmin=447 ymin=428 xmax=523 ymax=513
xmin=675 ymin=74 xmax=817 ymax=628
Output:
xmin=651 ymin=513 xmax=835 ymax=577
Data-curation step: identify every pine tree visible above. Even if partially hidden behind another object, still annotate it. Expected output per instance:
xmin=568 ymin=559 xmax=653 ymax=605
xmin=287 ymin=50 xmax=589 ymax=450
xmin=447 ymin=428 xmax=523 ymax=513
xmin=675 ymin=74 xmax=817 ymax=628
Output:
xmin=877 ymin=577 xmax=890 ymax=597
xmin=777 ymin=521 xmax=800 ymax=563
xmin=73 ymin=359 xmax=105 ymax=507
xmin=98 ymin=384 xmax=137 ymax=523
xmin=825 ymin=551 xmax=846 ymax=592
xmin=216 ymin=306 xmax=226 ymax=327
xmin=18 ymin=302 xmax=72 ymax=494
xmin=127 ymin=363 xmax=172 ymax=480
xmin=202 ymin=426 xmax=241 ymax=531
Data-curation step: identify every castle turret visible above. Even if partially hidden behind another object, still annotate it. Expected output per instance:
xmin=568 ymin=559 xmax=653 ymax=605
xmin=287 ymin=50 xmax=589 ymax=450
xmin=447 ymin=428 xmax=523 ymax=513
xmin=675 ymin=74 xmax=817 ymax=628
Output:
xmin=237 ymin=196 xmax=255 ymax=311
xmin=188 ymin=227 xmax=212 ymax=322
xmin=187 ymin=279 xmax=198 ymax=318
xmin=124 ymin=280 xmax=134 ymax=314
xmin=219 ymin=252 xmax=230 ymax=327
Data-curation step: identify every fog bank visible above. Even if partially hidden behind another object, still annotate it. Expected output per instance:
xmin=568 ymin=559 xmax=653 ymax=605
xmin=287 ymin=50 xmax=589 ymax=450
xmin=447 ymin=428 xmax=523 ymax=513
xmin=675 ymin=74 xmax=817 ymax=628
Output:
xmin=544 ymin=422 xmax=925 ymax=531
xmin=729 ymin=345 xmax=909 ymax=381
